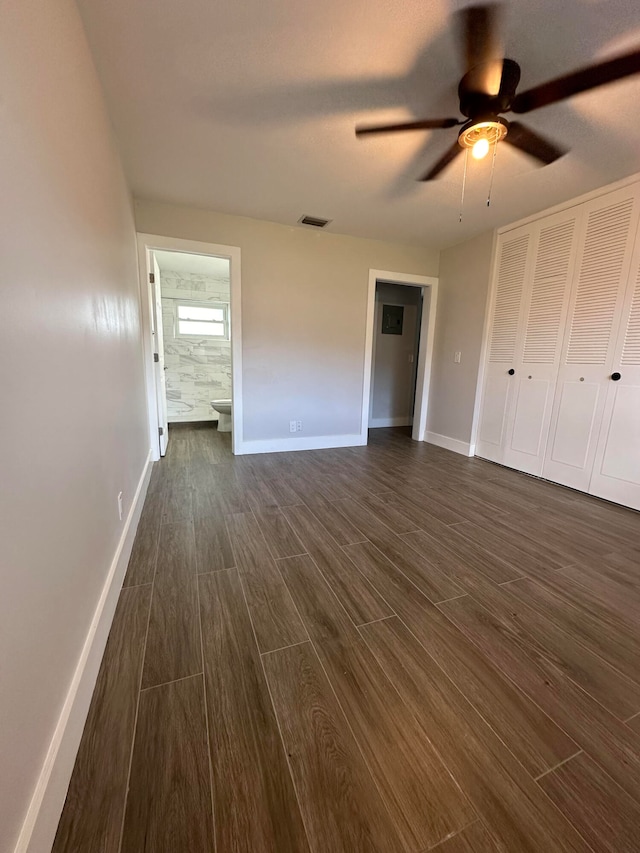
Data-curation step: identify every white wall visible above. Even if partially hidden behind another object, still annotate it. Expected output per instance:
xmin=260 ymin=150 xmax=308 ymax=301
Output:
xmin=371 ymin=283 xmax=422 ymax=426
xmin=0 ymin=1 xmax=148 ymax=850
xmin=135 ymin=200 xmax=439 ymax=442
xmin=427 ymin=231 xmax=495 ymax=448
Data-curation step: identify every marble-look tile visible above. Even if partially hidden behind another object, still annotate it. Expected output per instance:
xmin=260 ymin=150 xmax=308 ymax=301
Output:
xmin=161 ymin=287 xmax=189 ymax=299
xmin=160 ymin=277 xmax=232 ymax=420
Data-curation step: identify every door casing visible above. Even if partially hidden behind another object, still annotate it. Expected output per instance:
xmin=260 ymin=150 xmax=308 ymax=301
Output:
xmin=136 ymin=233 xmax=242 ymax=459
xmin=361 ymin=270 xmax=438 ymax=443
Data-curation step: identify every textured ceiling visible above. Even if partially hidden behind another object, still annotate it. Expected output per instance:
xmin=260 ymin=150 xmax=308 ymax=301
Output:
xmin=77 ymin=0 xmax=640 ymax=248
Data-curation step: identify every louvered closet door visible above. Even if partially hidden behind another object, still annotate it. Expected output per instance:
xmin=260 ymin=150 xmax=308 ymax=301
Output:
xmin=542 ymin=187 xmax=640 ymax=491
xmin=501 ymin=212 xmax=579 ymax=475
xmin=589 ymin=233 xmax=640 ymax=509
xmin=476 ymin=227 xmax=532 ymax=464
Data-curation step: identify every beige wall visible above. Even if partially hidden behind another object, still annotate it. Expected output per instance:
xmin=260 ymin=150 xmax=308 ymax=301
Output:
xmin=135 ymin=200 xmax=439 ymax=441
xmin=427 ymin=231 xmax=495 ymax=446
xmin=0 ymin=1 xmax=148 ymax=849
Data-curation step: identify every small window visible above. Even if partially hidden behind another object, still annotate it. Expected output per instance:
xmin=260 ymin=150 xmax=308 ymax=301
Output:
xmin=176 ymin=302 xmax=229 ymax=339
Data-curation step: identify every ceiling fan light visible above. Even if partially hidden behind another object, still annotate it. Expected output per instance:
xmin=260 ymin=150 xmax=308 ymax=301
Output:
xmin=472 ymin=137 xmax=490 ymax=159
xmin=459 ymin=118 xmax=508 ymax=156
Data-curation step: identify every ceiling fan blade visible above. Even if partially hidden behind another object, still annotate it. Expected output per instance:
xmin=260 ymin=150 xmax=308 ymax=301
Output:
xmin=504 ymin=121 xmax=567 ymax=164
xmin=458 ymin=3 xmax=504 ymax=95
xmin=419 ymin=140 xmax=463 ymax=180
xmin=511 ymin=47 xmax=640 ymax=114
xmin=356 ymin=118 xmax=460 ymax=136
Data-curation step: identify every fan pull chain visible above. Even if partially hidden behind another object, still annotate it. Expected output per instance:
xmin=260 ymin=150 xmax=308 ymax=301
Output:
xmin=459 ymin=148 xmax=469 ymax=223
xmin=487 ymin=136 xmax=498 ymax=207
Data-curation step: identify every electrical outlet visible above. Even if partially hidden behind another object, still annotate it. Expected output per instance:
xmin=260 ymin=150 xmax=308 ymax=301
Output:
xmin=290 ymin=420 xmax=297 ymax=433
xmin=117 ymin=491 xmax=123 ymax=521
xmin=296 ymin=420 xmax=302 ymax=432
xmin=454 ymin=351 xmax=462 ymax=364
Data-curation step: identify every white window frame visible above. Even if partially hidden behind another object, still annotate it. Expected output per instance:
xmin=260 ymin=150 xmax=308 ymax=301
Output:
xmin=174 ymin=300 xmax=230 ymax=341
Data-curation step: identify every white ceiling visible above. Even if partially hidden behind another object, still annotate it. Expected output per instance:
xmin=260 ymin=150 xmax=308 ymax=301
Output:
xmin=154 ymin=249 xmax=230 ymax=278
xmin=77 ymin=0 xmax=640 ymax=249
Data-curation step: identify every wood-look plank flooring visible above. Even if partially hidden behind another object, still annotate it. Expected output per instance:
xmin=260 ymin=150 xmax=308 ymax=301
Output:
xmin=54 ymin=423 xmax=640 ymax=852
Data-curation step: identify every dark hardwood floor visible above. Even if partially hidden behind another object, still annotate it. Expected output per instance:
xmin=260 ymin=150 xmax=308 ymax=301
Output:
xmin=53 ymin=423 xmax=640 ymax=852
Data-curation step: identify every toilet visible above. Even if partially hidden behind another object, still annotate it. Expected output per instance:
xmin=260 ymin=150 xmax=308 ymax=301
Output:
xmin=211 ymin=399 xmax=232 ymax=432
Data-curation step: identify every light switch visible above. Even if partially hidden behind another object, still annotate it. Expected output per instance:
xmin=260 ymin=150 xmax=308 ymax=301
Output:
xmin=454 ymin=351 xmax=462 ymax=363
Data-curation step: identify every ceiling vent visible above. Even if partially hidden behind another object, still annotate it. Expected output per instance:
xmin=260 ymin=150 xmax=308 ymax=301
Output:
xmin=298 ymin=214 xmax=332 ymax=229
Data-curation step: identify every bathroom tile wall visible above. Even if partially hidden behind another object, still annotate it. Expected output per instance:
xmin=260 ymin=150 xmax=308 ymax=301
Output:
xmin=160 ymin=269 xmax=231 ymax=421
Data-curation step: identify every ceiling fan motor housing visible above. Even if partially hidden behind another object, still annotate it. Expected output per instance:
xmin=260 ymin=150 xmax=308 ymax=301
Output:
xmin=458 ymin=58 xmax=521 ymax=117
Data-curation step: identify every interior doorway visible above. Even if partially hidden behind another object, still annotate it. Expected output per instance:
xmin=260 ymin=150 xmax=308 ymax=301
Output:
xmin=137 ymin=234 xmax=242 ymax=459
xmin=360 ymin=270 xmax=438 ymax=443
xmin=369 ymin=283 xmax=423 ymax=429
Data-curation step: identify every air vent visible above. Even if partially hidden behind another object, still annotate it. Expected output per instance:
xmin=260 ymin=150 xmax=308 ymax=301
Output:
xmin=298 ymin=215 xmax=332 ymax=228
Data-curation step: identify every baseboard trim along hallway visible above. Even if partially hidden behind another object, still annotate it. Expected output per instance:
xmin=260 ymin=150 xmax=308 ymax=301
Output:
xmin=236 ymin=433 xmax=366 ymax=455
xmin=14 ymin=450 xmax=153 ymax=853
xmin=425 ymin=430 xmax=475 ymax=457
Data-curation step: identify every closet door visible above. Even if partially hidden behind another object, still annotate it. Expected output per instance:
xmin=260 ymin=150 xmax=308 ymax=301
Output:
xmin=542 ymin=188 xmax=640 ymax=491
xmin=589 ymin=237 xmax=640 ymax=510
xmin=501 ymin=212 xmax=579 ymax=475
xmin=476 ymin=227 xmax=532 ymax=464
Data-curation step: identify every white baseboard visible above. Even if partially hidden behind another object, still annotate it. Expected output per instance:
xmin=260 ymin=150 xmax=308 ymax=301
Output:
xmin=168 ymin=415 xmax=217 ymax=424
xmin=14 ymin=450 xmax=153 ymax=853
xmin=369 ymin=416 xmax=412 ymax=428
xmin=235 ymin=433 xmax=366 ymax=455
xmin=425 ymin=431 xmax=475 ymax=457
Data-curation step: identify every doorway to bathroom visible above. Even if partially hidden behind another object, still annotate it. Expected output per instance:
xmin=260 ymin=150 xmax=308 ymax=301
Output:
xmin=360 ymin=270 xmax=438 ymax=444
xmin=137 ymin=234 xmax=242 ymax=459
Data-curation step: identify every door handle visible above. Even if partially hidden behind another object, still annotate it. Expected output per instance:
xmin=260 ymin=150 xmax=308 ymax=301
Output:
xmin=508 ymin=368 xmax=515 ymax=375
xmin=611 ymin=372 xmax=622 ymax=381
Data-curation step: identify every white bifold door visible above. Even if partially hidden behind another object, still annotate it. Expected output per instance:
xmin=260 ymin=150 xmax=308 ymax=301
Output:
xmin=475 ymin=227 xmax=531 ymax=466
xmin=477 ymin=181 xmax=640 ymax=511
xmin=542 ymin=189 xmax=640 ymax=493
xmin=476 ymin=209 xmax=579 ymax=476
xmin=588 ymin=236 xmax=640 ymax=507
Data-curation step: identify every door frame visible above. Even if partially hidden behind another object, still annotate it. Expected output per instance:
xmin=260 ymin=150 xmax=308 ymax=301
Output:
xmin=360 ymin=270 xmax=438 ymax=443
xmin=136 ymin=233 xmax=242 ymax=459
xmin=149 ymin=254 xmax=169 ymax=456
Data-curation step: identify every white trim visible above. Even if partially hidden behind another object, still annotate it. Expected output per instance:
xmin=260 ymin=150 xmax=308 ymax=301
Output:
xmin=136 ymin=234 xmax=243 ymax=457
xmin=369 ymin=416 xmax=412 ymax=428
xmin=425 ymin=431 xmax=475 ymax=457
xmin=136 ymin=241 xmax=160 ymax=460
xmin=169 ymin=415 xmax=218 ymax=424
xmin=236 ymin=433 xmax=366 ymax=455
xmin=13 ymin=451 xmax=153 ymax=853
xmin=361 ymin=270 xmax=438 ymax=445
xmin=497 ymin=171 xmax=640 ymax=236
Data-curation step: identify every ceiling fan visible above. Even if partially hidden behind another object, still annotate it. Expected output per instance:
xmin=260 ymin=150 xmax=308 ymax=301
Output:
xmin=355 ymin=4 xmax=640 ymax=180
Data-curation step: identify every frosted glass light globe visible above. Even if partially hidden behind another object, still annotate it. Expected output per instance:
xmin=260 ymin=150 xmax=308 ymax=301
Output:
xmin=472 ymin=137 xmax=490 ymax=160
